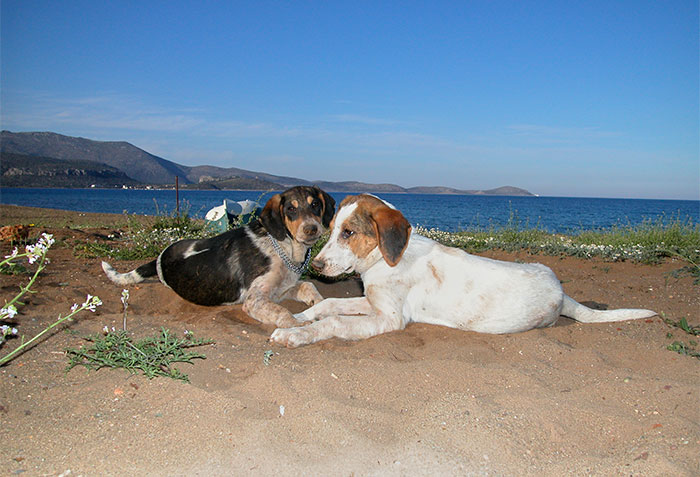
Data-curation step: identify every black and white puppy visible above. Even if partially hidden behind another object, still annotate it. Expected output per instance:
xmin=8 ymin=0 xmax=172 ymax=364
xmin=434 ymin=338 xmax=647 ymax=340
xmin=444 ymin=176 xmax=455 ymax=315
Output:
xmin=102 ymin=186 xmax=335 ymax=328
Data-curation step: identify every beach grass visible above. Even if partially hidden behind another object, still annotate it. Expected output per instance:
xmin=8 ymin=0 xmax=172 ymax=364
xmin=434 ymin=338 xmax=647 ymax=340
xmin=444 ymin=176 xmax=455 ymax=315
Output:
xmin=71 ymin=207 xmax=700 ymax=275
xmin=415 ymin=213 xmax=700 ymax=266
xmin=72 ymin=198 xmax=260 ymax=261
xmin=663 ymin=316 xmax=700 ymax=360
xmin=75 ymin=212 xmax=214 ymax=261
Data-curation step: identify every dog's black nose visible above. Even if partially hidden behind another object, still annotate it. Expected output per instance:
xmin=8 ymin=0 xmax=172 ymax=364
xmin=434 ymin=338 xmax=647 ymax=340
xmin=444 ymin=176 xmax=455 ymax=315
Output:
xmin=303 ymin=224 xmax=318 ymax=236
xmin=311 ymin=257 xmax=324 ymax=271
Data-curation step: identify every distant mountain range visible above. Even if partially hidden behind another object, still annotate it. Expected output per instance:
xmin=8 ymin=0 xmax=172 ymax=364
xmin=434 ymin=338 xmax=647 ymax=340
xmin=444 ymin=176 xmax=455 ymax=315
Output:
xmin=1 ymin=152 xmax=141 ymax=188
xmin=1 ymin=131 xmax=534 ymax=196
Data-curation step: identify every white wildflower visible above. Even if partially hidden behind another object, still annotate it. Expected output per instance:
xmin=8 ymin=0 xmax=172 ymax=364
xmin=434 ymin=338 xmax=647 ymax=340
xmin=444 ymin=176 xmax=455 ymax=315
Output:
xmin=25 ymin=244 xmax=40 ymax=264
xmin=82 ymin=294 xmax=103 ymax=313
xmin=22 ymin=233 xmax=55 ymax=264
xmin=120 ymin=289 xmax=130 ymax=307
xmin=1 ymin=304 xmax=18 ymax=319
xmin=0 ymin=324 xmax=18 ymax=342
xmin=39 ymin=233 xmax=55 ymax=248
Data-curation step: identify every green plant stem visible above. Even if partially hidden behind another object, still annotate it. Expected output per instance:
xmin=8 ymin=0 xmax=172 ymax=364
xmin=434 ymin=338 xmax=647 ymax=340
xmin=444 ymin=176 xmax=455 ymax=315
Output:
xmin=0 ymin=304 xmax=85 ymax=366
xmin=1 ymin=253 xmax=47 ymax=310
xmin=662 ymin=248 xmax=700 ymax=271
xmin=125 ymin=339 xmax=147 ymax=357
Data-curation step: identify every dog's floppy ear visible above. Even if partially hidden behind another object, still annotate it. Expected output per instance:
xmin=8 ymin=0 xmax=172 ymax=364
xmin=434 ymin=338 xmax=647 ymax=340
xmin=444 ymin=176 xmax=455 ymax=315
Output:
xmin=260 ymin=193 xmax=287 ymax=240
xmin=371 ymin=206 xmax=411 ymax=267
xmin=315 ymin=187 xmax=336 ymax=228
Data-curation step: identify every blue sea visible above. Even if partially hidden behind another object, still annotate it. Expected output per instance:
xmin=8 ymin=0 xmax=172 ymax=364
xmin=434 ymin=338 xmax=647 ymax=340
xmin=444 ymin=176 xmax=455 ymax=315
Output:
xmin=1 ymin=187 xmax=698 ymax=234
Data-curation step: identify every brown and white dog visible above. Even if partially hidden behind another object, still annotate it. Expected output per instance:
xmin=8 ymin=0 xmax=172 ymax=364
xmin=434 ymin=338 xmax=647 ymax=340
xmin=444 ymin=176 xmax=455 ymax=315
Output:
xmin=103 ymin=186 xmax=335 ymax=328
xmin=271 ymin=194 xmax=656 ymax=347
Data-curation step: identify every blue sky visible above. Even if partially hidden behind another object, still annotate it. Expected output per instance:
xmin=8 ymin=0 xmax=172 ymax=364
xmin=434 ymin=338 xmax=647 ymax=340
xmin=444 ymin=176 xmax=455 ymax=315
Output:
xmin=2 ymin=1 xmax=698 ymax=199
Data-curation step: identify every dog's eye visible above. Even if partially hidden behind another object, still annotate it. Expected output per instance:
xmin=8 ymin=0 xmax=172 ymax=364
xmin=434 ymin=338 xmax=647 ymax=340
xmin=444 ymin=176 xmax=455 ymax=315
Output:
xmin=341 ymin=229 xmax=354 ymax=239
xmin=311 ymin=200 xmax=321 ymax=210
xmin=286 ymin=206 xmax=297 ymax=215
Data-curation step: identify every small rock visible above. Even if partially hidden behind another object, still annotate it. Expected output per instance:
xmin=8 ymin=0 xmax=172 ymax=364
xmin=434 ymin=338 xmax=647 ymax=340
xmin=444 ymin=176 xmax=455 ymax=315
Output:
xmin=633 ymin=451 xmax=649 ymax=461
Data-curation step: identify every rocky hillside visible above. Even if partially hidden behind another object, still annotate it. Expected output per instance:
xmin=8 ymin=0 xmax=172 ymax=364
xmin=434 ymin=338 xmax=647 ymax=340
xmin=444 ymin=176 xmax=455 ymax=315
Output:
xmin=183 ymin=176 xmax=283 ymax=190
xmin=1 ymin=152 xmax=139 ymax=188
xmin=1 ymin=131 xmax=535 ymax=195
xmin=2 ymin=131 xmax=187 ymax=184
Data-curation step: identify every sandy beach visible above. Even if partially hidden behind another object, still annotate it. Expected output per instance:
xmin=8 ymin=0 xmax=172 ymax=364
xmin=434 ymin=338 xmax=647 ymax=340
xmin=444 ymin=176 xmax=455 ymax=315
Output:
xmin=1 ymin=205 xmax=698 ymax=476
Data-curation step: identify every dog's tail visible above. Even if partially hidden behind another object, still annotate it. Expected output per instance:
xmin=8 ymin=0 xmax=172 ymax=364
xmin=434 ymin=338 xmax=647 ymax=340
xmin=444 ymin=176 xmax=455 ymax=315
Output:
xmin=101 ymin=260 xmax=158 ymax=286
xmin=561 ymin=294 xmax=656 ymax=323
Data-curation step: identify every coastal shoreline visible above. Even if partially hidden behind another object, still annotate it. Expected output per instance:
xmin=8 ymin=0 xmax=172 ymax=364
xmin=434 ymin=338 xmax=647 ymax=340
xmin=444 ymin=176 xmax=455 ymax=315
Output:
xmin=2 ymin=188 xmax=698 ymax=234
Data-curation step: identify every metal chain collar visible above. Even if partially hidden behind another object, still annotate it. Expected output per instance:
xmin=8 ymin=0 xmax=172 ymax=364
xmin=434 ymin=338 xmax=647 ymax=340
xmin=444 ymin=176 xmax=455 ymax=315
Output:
xmin=267 ymin=234 xmax=311 ymax=275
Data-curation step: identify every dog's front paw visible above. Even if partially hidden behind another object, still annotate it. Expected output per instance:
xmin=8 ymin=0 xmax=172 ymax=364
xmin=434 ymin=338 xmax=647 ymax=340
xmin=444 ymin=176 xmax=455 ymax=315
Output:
xmin=271 ymin=327 xmax=315 ymax=348
xmin=275 ymin=314 xmax=302 ymax=328
xmin=292 ymin=313 xmax=313 ymax=326
xmin=299 ymin=281 xmax=324 ymax=306
xmin=307 ymin=292 xmax=324 ymax=306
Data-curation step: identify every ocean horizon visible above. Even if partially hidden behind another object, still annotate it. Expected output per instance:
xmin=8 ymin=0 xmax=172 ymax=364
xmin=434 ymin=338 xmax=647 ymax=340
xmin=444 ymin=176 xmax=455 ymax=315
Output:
xmin=1 ymin=187 xmax=698 ymax=235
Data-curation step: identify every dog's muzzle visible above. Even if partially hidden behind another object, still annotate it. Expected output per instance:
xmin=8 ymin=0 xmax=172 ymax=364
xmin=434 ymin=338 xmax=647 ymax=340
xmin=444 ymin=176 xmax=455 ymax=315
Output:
xmin=299 ymin=222 xmax=322 ymax=246
xmin=310 ymin=257 xmax=325 ymax=272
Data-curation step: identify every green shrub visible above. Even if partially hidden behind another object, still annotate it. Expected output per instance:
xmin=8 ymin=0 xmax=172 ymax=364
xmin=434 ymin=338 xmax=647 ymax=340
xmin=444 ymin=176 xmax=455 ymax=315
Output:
xmin=414 ymin=214 xmax=700 ymax=266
